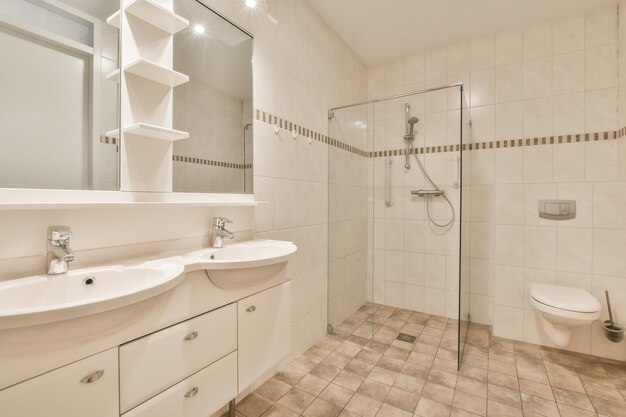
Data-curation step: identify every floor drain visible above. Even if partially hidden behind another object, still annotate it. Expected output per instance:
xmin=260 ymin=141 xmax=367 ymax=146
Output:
xmin=396 ymin=332 xmax=416 ymax=343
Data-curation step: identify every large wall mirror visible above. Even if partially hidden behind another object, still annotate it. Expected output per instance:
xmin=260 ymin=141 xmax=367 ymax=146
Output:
xmin=0 ymin=0 xmax=253 ymax=195
xmin=0 ymin=0 xmax=120 ymax=190
xmin=172 ymin=0 xmax=253 ymax=194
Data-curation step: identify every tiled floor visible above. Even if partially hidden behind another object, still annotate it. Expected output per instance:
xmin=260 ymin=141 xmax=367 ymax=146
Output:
xmin=231 ymin=303 xmax=626 ymax=417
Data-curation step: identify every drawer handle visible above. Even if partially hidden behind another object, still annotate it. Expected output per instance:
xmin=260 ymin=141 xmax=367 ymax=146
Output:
xmin=246 ymin=306 xmax=256 ymax=312
xmin=184 ymin=387 xmax=199 ymax=398
xmin=183 ymin=331 xmax=198 ymax=341
xmin=80 ymin=370 xmax=104 ymax=384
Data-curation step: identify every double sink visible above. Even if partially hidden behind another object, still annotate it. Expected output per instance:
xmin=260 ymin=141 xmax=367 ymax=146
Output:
xmin=0 ymin=240 xmax=297 ymax=330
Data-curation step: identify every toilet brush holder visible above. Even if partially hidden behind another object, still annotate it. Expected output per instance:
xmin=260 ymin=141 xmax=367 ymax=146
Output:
xmin=602 ymin=320 xmax=624 ymax=343
xmin=602 ymin=290 xmax=624 ymax=343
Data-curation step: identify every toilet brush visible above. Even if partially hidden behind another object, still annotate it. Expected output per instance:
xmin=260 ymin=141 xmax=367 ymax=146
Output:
xmin=602 ymin=291 xmax=624 ymax=343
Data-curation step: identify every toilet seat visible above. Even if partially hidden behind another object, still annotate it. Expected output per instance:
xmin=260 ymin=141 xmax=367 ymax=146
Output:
xmin=530 ymin=284 xmax=601 ymax=313
xmin=530 ymin=297 xmax=600 ymax=321
xmin=529 ymin=284 xmax=601 ymax=347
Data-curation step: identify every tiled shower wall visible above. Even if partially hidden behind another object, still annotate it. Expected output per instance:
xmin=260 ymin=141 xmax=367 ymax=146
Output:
xmin=368 ymin=5 xmax=626 ymax=361
xmin=367 ymin=88 xmax=465 ymax=322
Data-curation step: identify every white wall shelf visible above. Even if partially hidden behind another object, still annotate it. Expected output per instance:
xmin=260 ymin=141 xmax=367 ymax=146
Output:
xmin=106 ymin=59 xmax=189 ymax=87
xmin=106 ymin=10 xmax=120 ymax=28
xmin=0 ymin=189 xmax=259 ymax=210
xmin=124 ymin=0 xmax=189 ymax=35
xmin=123 ymin=123 xmax=189 ymax=141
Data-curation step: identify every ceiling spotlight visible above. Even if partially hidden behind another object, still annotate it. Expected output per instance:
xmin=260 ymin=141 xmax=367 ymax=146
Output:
xmin=245 ymin=0 xmax=257 ymax=8
xmin=193 ymin=24 xmax=206 ymax=34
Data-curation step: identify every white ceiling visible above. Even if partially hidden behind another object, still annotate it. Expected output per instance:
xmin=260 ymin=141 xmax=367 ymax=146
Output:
xmin=307 ymin=0 xmax=617 ymax=66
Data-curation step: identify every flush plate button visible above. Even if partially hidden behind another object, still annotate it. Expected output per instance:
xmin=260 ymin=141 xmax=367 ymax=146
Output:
xmin=539 ymin=200 xmax=576 ymax=220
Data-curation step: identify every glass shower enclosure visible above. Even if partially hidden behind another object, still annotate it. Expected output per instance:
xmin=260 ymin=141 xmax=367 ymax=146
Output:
xmin=327 ymin=84 xmax=470 ymax=368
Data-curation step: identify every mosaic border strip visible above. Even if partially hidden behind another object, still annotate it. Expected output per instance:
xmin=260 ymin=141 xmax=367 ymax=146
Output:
xmin=255 ymin=108 xmax=626 ymax=159
xmin=254 ymin=109 xmax=370 ymax=157
xmin=99 ymin=135 xmax=118 ymax=145
xmin=173 ymin=155 xmax=252 ymax=169
xmin=103 ymin=112 xmax=626 ymax=161
xmin=372 ymin=129 xmax=621 ymax=158
xmin=99 ymin=136 xmax=251 ymax=170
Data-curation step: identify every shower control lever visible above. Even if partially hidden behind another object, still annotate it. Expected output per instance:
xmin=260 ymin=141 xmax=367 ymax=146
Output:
xmin=411 ymin=189 xmax=445 ymax=197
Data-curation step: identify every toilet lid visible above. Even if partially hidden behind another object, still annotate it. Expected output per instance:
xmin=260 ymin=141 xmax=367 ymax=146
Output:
xmin=530 ymin=284 xmax=601 ymax=313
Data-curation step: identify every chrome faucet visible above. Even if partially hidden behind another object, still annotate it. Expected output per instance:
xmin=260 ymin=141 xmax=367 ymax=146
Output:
xmin=213 ymin=217 xmax=234 ymax=248
xmin=47 ymin=226 xmax=75 ymax=275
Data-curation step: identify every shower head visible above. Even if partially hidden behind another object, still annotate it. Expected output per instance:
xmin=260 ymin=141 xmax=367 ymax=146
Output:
xmin=407 ymin=116 xmax=419 ymax=137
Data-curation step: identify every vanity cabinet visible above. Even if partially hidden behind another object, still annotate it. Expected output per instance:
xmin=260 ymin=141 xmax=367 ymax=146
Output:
xmin=123 ymin=351 xmax=237 ymax=417
xmin=0 ymin=281 xmax=291 ymax=417
xmin=0 ymin=348 xmax=118 ymax=417
xmin=238 ymin=281 xmax=292 ymax=391
xmin=119 ymin=303 xmax=237 ymax=412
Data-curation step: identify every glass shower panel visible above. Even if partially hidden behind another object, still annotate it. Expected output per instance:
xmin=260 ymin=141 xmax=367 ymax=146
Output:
xmin=327 ymin=102 xmax=374 ymax=341
xmin=327 ymin=84 xmax=466 ymax=368
xmin=370 ymin=85 xmax=464 ymax=363
xmin=459 ymin=87 xmax=471 ymax=366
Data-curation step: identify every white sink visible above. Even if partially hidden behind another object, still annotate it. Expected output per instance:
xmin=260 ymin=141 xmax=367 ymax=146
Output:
xmin=0 ymin=263 xmax=185 ymax=330
xmin=186 ymin=240 xmax=297 ymax=289
xmin=0 ymin=239 xmax=296 ymax=329
xmin=186 ymin=240 xmax=297 ymax=270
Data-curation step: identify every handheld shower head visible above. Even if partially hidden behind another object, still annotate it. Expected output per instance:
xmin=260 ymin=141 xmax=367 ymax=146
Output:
xmin=406 ymin=116 xmax=419 ymax=138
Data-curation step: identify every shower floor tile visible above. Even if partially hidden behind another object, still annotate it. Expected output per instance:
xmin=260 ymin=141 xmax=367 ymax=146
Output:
xmin=227 ymin=303 xmax=626 ymax=417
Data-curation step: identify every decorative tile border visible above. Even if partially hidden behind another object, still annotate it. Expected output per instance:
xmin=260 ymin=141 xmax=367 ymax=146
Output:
xmin=99 ymin=135 xmax=117 ymax=145
xmin=103 ymin=112 xmax=626 ymax=162
xmin=374 ymin=130 xmax=621 ymax=158
xmin=255 ymin=109 xmax=370 ymax=157
xmin=99 ymin=136 xmax=251 ymax=170
xmin=255 ymin=108 xmax=626 ymax=159
xmin=173 ymin=155 xmax=252 ymax=169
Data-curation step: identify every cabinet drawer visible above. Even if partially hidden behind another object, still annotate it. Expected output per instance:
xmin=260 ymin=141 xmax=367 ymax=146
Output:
xmin=0 ymin=348 xmax=118 ymax=417
xmin=120 ymin=303 xmax=237 ymax=412
xmin=238 ymin=282 xmax=291 ymax=392
xmin=123 ymin=351 xmax=237 ymax=417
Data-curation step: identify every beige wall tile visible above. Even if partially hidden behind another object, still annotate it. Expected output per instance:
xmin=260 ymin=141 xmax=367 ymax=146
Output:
xmin=495 ymin=148 xmax=523 ymax=184
xmin=585 ymin=7 xmax=618 ymax=48
xmin=585 ymin=45 xmax=618 ymax=90
xmin=496 ymin=63 xmax=523 ymax=103
xmin=553 ymin=14 xmax=585 ymax=54
xmin=496 ymin=30 xmax=523 ymax=66
xmin=523 ymin=23 xmax=553 ymax=61
xmin=471 ymin=36 xmax=496 ymax=72
xmin=525 ymin=226 xmax=557 ymax=270
xmin=523 ymin=58 xmax=553 ymax=99
xmin=552 ymin=52 xmax=584 ymax=95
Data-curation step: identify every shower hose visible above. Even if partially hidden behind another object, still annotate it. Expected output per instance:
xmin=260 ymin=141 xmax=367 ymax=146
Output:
xmin=410 ymin=151 xmax=455 ymax=228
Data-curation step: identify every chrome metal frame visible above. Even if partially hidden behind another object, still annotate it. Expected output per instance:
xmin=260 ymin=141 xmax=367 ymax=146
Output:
xmin=329 ymin=82 xmax=463 ymax=112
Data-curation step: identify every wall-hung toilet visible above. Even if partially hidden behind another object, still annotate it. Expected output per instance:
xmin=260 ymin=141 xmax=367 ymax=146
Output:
xmin=529 ymin=284 xmax=602 ymax=347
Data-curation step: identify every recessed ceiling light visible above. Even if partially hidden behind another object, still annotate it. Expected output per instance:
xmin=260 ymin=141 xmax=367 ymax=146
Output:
xmin=193 ymin=24 xmax=206 ymax=34
xmin=245 ymin=0 xmax=257 ymax=8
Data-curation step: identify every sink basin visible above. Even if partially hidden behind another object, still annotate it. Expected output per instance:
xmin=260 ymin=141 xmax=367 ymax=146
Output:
xmin=186 ymin=240 xmax=297 ymax=270
xmin=0 ymin=263 xmax=185 ymax=330
xmin=186 ymin=240 xmax=297 ymax=289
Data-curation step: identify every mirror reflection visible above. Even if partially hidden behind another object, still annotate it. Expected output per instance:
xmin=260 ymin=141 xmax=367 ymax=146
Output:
xmin=0 ymin=0 xmax=119 ymax=190
xmin=172 ymin=0 xmax=253 ymax=194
